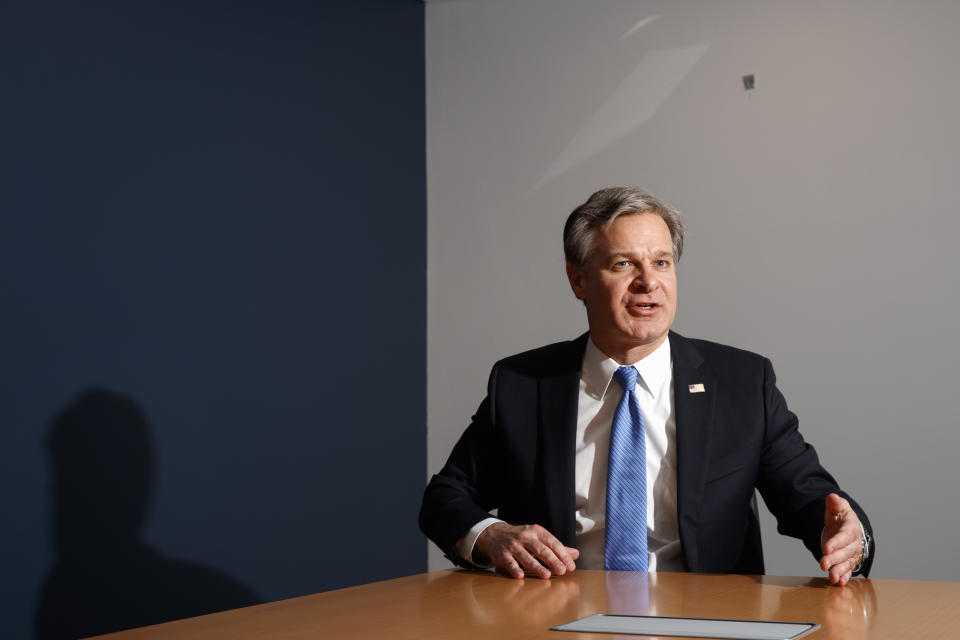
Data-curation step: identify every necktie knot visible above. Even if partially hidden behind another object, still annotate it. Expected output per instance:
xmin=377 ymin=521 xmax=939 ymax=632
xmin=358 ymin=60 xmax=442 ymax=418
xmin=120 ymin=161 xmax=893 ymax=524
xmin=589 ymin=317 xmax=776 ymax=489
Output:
xmin=614 ymin=366 xmax=638 ymax=392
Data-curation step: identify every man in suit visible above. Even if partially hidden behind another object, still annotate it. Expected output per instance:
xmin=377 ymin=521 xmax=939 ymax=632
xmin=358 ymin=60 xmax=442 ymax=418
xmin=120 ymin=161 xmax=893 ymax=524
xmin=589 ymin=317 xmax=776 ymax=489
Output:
xmin=420 ymin=186 xmax=873 ymax=585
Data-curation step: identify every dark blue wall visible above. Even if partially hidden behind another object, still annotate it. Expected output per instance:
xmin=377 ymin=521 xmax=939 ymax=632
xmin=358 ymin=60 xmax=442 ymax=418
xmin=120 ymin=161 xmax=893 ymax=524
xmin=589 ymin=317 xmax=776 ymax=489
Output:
xmin=1 ymin=2 xmax=426 ymax=637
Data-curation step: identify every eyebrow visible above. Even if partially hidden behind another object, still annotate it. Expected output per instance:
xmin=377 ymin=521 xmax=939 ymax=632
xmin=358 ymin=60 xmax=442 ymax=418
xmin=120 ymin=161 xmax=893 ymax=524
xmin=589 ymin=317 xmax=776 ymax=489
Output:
xmin=608 ymin=249 xmax=675 ymax=259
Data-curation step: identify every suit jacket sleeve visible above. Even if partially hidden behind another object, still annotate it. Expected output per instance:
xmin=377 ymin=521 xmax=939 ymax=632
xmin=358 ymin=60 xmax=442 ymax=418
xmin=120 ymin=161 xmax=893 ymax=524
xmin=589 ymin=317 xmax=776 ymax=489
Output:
xmin=419 ymin=365 xmax=504 ymax=568
xmin=754 ymin=356 xmax=875 ymax=576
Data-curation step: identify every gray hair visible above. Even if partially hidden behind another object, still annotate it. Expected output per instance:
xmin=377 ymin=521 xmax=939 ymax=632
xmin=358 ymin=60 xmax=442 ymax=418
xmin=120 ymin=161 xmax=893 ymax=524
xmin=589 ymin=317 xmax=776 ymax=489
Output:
xmin=563 ymin=186 xmax=684 ymax=267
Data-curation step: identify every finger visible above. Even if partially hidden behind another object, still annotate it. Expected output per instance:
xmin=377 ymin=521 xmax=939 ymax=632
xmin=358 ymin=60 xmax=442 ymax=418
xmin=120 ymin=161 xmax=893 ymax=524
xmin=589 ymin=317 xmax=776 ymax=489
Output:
xmin=513 ymin=546 xmax=551 ymax=580
xmin=825 ymin=493 xmax=850 ymax=517
xmin=821 ymin=537 xmax=862 ymax=572
xmin=824 ymin=494 xmax=851 ymax=531
xmin=821 ymin=515 xmax=862 ymax=563
xmin=539 ymin=534 xmax=577 ymax=572
xmin=822 ymin=521 xmax=860 ymax=557
xmin=823 ymin=493 xmax=850 ymax=538
xmin=528 ymin=539 xmax=567 ymax=576
xmin=497 ymin=549 xmax=538 ymax=579
xmin=496 ymin=555 xmax=525 ymax=580
xmin=829 ymin=557 xmax=856 ymax=586
xmin=828 ymin=558 xmax=849 ymax=584
xmin=844 ymin=556 xmax=859 ymax=584
xmin=822 ymin=537 xmax=860 ymax=571
xmin=512 ymin=527 xmax=559 ymax=577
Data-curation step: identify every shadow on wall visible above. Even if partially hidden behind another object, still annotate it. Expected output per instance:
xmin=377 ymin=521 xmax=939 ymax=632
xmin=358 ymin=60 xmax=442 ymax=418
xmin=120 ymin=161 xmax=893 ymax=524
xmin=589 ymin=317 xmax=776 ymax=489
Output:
xmin=34 ymin=389 xmax=260 ymax=639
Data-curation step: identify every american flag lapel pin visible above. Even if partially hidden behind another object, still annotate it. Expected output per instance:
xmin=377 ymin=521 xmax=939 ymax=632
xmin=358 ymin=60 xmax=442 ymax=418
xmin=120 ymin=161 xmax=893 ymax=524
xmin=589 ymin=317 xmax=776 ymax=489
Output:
xmin=688 ymin=383 xmax=706 ymax=393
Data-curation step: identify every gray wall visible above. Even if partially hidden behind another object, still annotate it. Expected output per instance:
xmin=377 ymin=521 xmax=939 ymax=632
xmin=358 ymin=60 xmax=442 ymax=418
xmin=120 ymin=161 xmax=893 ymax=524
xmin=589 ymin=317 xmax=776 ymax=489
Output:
xmin=426 ymin=0 xmax=960 ymax=579
xmin=3 ymin=2 xmax=425 ymax=638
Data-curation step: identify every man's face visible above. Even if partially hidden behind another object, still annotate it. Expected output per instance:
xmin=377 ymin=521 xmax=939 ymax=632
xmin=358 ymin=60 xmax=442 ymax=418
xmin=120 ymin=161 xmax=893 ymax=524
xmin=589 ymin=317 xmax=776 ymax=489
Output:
xmin=566 ymin=212 xmax=677 ymax=363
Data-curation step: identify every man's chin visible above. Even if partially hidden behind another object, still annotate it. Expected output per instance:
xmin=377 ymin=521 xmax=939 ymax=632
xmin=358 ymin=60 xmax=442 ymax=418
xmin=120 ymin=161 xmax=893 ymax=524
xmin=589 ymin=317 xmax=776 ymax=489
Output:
xmin=624 ymin=323 xmax=669 ymax=342
xmin=626 ymin=330 xmax=670 ymax=350
xmin=603 ymin=329 xmax=669 ymax=357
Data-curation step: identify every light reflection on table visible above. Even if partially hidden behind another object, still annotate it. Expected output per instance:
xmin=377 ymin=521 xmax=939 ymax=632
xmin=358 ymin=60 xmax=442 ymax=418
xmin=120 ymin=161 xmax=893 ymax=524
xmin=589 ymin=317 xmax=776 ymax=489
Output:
xmin=418 ymin=570 xmax=877 ymax=639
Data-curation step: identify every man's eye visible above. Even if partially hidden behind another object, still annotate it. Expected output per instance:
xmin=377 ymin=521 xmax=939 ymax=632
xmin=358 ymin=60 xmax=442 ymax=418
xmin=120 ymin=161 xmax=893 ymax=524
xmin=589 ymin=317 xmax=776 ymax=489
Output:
xmin=614 ymin=260 xmax=630 ymax=268
xmin=655 ymin=260 xmax=669 ymax=268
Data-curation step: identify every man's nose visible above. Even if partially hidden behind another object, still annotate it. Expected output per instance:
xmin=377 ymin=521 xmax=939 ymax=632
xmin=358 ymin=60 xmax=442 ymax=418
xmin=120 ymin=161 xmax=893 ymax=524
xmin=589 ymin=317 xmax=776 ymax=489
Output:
xmin=632 ymin=268 xmax=659 ymax=292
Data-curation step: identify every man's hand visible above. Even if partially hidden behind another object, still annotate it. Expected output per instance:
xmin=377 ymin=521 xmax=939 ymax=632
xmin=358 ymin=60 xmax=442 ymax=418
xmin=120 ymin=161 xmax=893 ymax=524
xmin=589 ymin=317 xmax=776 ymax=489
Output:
xmin=475 ymin=522 xmax=579 ymax=579
xmin=820 ymin=493 xmax=863 ymax=587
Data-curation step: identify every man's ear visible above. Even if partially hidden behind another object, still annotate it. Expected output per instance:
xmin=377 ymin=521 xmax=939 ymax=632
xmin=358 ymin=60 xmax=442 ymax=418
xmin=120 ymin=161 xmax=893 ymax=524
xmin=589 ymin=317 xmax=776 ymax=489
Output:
xmin=566 ymin=262 xmax=587 ymax=301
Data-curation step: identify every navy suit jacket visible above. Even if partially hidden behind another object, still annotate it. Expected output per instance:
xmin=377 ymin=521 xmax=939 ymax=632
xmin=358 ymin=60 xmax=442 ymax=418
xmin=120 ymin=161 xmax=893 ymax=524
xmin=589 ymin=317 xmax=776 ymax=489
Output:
xmin=419 ymin=331 xmax=873 ymax=576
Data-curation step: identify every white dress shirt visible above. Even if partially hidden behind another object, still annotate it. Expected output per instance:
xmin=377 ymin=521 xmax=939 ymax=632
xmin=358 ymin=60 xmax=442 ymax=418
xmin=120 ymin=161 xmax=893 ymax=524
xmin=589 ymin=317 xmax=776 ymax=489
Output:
xmin=458 ymin=335 xmax=684 ymax=571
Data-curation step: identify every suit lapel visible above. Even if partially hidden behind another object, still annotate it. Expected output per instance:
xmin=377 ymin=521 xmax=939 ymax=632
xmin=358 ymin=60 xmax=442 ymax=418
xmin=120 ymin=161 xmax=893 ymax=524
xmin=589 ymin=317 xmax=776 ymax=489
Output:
xmin=670 ymin=331 xmax=716 ymax=572
xmin=538 ymin=333 xmax=587 ymax=547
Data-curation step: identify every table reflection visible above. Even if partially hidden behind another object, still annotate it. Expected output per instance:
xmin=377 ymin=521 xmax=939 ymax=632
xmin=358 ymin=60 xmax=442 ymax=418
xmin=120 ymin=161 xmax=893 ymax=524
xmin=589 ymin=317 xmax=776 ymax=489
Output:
xmin=733 ymin=575 xmax=875 ymax=639
xmin=816 ymin=578 xmax=876 ymax=640
xmin=418 ymin=570 xmax=582 ymax=632
xmin=417 ymin=570 xmax=876 ymax=638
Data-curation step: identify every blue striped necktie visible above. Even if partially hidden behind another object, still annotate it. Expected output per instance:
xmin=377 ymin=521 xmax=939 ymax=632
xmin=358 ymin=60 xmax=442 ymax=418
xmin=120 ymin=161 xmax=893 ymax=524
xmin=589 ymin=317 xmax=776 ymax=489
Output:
xmin=604 ymin=365 xmax=649 ymax=571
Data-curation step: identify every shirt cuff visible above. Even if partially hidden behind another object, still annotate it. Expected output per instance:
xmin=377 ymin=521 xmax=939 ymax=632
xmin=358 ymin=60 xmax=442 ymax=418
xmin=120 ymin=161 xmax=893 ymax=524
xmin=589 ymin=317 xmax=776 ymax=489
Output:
xmin=455 ymin=517 xmax=503 ymax=567
xmin=853 ymin=520 xmax=868 ymax=573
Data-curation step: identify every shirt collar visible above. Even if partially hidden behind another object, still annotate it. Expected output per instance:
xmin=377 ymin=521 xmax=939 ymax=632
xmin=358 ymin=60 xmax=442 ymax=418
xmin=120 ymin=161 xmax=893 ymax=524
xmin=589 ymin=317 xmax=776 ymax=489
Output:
xmin=582 ymin=334 xmax=672 ymax=401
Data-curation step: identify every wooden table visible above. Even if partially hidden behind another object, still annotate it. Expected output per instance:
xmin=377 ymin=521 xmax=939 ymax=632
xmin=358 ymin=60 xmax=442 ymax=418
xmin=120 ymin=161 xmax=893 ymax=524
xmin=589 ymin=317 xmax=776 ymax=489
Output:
xmin=91 ymin=570 xmax=960 ymax=639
